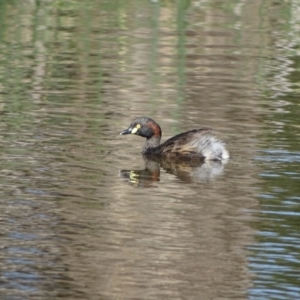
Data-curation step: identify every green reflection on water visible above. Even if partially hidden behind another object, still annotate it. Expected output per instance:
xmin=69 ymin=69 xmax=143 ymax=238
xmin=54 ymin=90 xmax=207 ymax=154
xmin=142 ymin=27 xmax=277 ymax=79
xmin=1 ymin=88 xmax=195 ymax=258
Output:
xmin=251 ymin=1 xmax=300 ymax=298
xmin=0 ymin=0 xmax=300 ymax=299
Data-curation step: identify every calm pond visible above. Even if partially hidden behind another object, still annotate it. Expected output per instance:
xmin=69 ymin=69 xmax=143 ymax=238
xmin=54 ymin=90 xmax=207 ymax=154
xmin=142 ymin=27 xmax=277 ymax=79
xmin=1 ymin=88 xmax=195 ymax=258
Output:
xmin=0 ymin=1 xmax=300 ymax=299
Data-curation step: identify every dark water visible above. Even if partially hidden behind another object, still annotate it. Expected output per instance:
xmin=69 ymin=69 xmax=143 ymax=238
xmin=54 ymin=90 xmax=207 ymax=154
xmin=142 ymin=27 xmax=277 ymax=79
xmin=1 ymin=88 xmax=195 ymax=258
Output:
xmin=0 ymin=1 xmax=299 ymax=299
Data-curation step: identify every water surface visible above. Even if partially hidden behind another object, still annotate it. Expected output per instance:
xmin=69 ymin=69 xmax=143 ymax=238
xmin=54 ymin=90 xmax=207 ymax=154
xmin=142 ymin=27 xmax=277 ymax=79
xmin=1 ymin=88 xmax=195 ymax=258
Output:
xmin=0 ymin=1 xmax=299 ymax=299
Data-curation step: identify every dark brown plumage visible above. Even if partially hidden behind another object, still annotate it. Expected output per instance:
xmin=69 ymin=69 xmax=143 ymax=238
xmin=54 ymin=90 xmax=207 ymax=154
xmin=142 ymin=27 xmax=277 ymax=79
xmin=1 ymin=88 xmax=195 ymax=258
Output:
xmin=120 ymin=117 xmax=229 ymax=161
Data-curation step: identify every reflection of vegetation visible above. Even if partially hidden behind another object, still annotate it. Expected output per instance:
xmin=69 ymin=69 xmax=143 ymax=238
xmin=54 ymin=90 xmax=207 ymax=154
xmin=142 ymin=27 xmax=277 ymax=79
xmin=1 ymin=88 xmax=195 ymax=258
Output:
xmin=172 ymin=0 xmax=190 ymax=127
xmin=1 ymin=0 xmax=300 ymax=299
xmin=251 ymin=2 xmax=300 ymax=297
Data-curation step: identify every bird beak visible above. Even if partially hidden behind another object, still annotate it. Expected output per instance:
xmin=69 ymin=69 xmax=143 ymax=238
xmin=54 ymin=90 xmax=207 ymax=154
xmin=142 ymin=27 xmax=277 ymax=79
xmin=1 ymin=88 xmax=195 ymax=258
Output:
xmin=120 ymin=128 xmax=132 ymax=135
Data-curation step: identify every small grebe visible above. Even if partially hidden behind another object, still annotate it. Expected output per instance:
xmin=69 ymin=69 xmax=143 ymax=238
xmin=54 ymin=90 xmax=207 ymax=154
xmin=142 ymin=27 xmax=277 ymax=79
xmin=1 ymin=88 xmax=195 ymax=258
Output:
xmin=120 ymin=117 xmax=229 ymax=161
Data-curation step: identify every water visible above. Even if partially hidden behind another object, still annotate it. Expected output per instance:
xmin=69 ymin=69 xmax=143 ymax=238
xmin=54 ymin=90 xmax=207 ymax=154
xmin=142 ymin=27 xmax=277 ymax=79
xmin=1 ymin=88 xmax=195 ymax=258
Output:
xmin=0 ymin=0 xmax=299 ymax=299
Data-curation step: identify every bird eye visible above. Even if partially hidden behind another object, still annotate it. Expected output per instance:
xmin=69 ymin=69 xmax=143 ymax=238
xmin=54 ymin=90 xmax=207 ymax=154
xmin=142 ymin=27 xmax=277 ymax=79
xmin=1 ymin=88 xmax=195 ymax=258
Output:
xmin=131 ymin=124 xmax=140 ymax=134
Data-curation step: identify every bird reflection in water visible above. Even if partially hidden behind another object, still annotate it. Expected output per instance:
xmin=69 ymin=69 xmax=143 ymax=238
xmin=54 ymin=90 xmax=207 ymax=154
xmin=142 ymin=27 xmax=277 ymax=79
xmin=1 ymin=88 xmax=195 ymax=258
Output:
xmin=119 ymin=155 xmax=228 ymax=187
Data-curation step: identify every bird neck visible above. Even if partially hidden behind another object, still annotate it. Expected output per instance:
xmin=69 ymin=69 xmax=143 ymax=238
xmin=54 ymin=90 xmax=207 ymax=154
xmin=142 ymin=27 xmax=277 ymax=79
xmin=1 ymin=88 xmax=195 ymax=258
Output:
xmin=143 ymin=135 xmax=161 ymax=154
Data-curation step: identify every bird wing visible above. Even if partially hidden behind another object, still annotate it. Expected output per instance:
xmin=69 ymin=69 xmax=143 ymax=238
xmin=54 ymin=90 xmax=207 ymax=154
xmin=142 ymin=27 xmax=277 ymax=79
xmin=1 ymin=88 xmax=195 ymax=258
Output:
xmin=158 ymin=128 xmax=214 ymax=155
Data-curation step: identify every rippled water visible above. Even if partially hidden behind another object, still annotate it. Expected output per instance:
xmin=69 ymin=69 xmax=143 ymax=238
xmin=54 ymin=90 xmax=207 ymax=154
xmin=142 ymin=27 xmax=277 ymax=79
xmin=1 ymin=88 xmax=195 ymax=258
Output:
xmin=0 ymin=0 xmax=300 ymax=299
